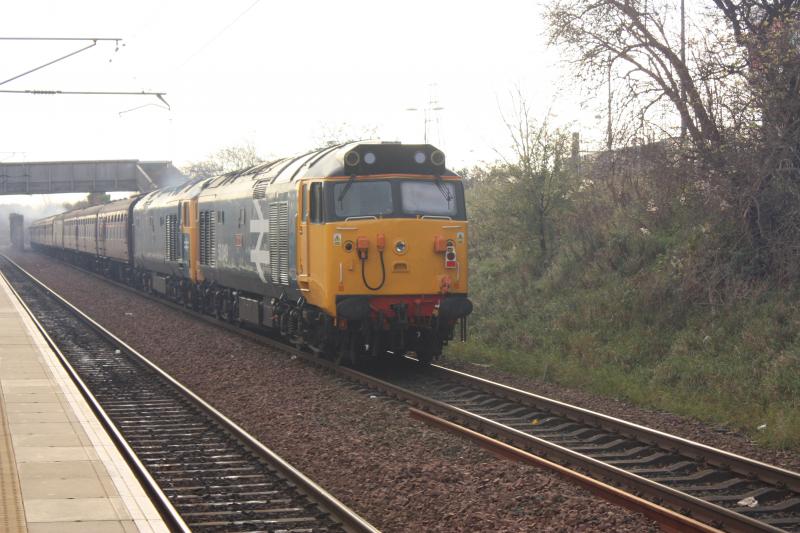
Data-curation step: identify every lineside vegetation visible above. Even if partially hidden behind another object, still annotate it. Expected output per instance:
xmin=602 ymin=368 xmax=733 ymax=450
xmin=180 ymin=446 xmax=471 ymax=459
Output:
xmin=448 ymin=0 xmax=800 ymax=449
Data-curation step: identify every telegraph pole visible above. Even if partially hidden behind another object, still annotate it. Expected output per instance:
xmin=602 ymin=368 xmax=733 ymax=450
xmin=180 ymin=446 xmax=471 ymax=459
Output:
xmin=607 ymin=55 xmax=613 ymax=151
xmin=680 ymin=0 xmax=687 ymax=140
xmin=406 ymin=84 xmax=444 ymax=144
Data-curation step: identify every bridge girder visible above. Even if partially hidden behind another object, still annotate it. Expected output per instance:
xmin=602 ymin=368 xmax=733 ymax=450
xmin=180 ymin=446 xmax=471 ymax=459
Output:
xmin=0 ymin=160 xmax=186 ymax=195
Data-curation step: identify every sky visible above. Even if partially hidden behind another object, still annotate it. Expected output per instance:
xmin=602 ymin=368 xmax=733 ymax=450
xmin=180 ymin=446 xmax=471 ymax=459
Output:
xmin=0 ymin=0 xmax=606 ymax=207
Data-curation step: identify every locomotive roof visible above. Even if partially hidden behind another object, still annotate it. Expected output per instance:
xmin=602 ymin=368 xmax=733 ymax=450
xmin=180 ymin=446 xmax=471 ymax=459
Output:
xmin=202 ymin=141 xmax=457 ymax=186
xmin=135 ymin=142 xmax=458 ymax=208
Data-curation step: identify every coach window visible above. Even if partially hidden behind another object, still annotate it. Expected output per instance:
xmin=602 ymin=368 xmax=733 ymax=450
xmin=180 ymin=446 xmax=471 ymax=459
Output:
xmin=310 ymin=182 xmax=323 ymax=223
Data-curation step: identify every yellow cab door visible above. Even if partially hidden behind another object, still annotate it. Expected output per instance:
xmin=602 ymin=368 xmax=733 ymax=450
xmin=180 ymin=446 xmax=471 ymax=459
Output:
xmin=180 ymin=200 xmax=201 ymax=282
xmin=297 ymin=183 xmax=310 ymax=293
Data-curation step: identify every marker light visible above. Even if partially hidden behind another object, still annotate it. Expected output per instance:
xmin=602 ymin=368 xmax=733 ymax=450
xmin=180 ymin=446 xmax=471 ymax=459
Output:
xmin=445 ymin=243 xmax=457 ymax=269
xmin=414 ymin=151 xmax=426 ymax=164
xmin=394 ymin=240 xmax=407 ymax=254
xmin=364 ymin=152 xmax=376 ymax=164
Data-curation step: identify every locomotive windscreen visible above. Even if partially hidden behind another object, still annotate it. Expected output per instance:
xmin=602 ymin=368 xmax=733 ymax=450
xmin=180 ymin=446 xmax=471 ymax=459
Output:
xmin=327 ymin=178 xmax=465 ymax=220
xmin=333 ymin=181 xmax=394 ymax=218
xmin=400 ymin=181 xmax=458 ymax=217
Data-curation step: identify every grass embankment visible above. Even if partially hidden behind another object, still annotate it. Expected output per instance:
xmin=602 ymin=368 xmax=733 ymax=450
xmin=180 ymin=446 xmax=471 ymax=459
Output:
xmin=447 ymin=258 xmax=800 ymax=449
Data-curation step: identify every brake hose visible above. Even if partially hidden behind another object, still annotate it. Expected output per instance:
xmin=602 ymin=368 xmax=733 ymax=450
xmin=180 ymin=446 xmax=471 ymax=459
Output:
xmin=361 ymin=250 xmax=386 ymax=290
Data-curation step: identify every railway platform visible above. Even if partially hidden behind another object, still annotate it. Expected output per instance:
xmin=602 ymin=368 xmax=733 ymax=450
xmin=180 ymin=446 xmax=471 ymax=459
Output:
xmin=0 ymin=272 xmax=168 ymax=533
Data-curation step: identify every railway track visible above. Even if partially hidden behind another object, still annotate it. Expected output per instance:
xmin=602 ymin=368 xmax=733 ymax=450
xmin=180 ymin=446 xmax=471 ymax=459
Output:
xmin=0 ymin=256 xmax=377 ymax=533
xmin=355 ymin=359 xmax=800 ymax=533
xmin=13 ymin=251 xmax=800 ymax=532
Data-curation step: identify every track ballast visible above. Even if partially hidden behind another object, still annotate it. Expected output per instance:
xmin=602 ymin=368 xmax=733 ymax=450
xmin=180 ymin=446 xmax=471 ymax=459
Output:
xmin=13 ymin=250 xmax=800 ymax=532
xmin=0 ymin=255 xmax=376 ymax=533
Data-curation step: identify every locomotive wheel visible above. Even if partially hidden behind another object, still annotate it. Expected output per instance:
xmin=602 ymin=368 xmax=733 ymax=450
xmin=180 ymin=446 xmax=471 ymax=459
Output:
xmin=415 ymin=349 xmax=434 ymax=365
xmin=415 ymin=332 xmax=442 ymax=365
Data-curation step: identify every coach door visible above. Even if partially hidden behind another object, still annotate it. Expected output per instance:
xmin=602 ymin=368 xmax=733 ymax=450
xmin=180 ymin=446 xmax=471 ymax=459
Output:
xmin=98 ymin=215 xmax=107 ymax=257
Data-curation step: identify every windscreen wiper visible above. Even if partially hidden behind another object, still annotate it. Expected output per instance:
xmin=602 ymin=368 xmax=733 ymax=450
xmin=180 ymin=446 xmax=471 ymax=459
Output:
xmin=337 ymin=174 xmax=357 ymax=205
xmin=434 ymin=175 xmax=453 ymax=203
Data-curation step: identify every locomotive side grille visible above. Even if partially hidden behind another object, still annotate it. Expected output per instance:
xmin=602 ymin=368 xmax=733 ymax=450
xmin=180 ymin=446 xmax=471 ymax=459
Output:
xmin=165 ymin=214 xmax=179 ymax=261
xmin=253 ymin=179 xmax=268 ymax=199
xmin=269 ymin=201 xmax=289 ymax=285
xmin=199 ymin=210 xmax=216 ymax=266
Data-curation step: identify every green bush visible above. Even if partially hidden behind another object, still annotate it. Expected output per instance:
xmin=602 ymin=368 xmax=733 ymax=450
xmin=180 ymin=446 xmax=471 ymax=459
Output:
xmin=452 ymin=165 xmax=800 ymax=449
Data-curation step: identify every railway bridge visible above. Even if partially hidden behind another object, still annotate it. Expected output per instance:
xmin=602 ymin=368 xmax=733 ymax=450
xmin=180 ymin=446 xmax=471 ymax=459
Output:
xmin=1 ymin=159 xmax=186 ymax=248
xmin=0 ymin=159 xmax=185 ymax=195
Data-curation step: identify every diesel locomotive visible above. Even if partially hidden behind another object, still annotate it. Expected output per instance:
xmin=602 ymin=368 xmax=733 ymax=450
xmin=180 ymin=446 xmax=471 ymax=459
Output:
xmin=29 ymin=142 xmax=473 ymax=363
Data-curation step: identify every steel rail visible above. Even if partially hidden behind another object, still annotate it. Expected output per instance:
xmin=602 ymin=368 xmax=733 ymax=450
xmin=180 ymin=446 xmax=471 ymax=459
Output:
xmin=0 ymin=254 xmax=378 ymax=533
xmin=409 ymin=408 xmax=722 ymax=533
xmin=16 ymin=250 xmax=800 ymax=532
xmin=0 ymin=262 xmax=190 ymax=533
xmin=424 ymin=362 xmax=800 ymax=493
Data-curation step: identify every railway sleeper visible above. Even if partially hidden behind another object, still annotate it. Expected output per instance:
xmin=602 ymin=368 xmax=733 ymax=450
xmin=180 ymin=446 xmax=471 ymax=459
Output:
xmin=627 ymin=460 xmax=699 ymax=476
xmin=704 ymin=487 xmax=791 ymax=504
xmin=602 ymin=451 xmax=678 ymax=466
xmin=656 ymin=468 xmax=738 ymax=484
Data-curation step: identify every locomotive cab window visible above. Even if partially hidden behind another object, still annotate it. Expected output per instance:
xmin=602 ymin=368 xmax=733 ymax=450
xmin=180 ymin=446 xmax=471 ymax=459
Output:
xmin=332 ymin=181 xmax=393 ymax=219
xmin=310 ymin=182 xmax=323 ymax=223
xmin=400 ymin=180 xmax=458 ymax=217
xmin=300 ymin=184 xmax=308 ymax=221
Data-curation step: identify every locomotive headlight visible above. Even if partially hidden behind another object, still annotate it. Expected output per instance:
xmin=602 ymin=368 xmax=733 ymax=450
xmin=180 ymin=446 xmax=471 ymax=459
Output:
xmin=394 ymin=240 xmax=408 ymax=255
xmin=414 ymin=151 xmax=426 ymax=164
xmin=364 ymin=152 xmax=376 ymax=165
xmin=344 ymin=150 xmax=360 ymax=166
xmin=431 ymin=149 xmax=446 ymax=166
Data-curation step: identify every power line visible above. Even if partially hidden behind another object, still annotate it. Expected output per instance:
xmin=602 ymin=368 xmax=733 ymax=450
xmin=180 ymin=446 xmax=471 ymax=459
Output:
xmin=175 ymin=0 xmax=261 ymax=70
xmin=0 ymin=37 xmax=167 ymax=108
xmin=0 ymin=37 xmax=121 ymax=41
xmin=0 ymin=90 xmax=169 ymax=109
xmin=0 ymin=41 xmax=102 ymax=86
xmin=0 ymin=37 xmax=123 ymax=87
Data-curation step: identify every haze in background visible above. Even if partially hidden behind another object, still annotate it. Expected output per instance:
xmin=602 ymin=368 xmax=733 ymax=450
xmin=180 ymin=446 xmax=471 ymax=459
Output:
xmin=0 ymin=1 xmax=602 ymax=208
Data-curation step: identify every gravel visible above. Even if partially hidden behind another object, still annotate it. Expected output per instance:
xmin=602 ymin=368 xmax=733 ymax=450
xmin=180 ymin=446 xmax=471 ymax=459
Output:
xmin=7 ymin=251 xmax=668 ymax=531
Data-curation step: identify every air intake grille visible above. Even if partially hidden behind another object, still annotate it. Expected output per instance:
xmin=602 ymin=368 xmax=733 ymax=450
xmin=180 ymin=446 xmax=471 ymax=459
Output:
xmin=269 ymin=201 xmax=289 ymax=285
xmin=253 ymin=180 xmax=269 ymax=199
xmin=165 ymin=214 xmax=179 ymax=261
xmin=199 ymin=210 xmax=216 ymax=266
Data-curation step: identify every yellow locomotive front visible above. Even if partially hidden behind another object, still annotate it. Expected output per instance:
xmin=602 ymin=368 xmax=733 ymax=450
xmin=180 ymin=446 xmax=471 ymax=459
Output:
xmin=295 ymin=144 xmax=472 ymax=363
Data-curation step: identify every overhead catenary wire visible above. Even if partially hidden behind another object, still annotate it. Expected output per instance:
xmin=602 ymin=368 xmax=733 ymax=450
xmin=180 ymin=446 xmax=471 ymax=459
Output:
xmin=0 ymin=36 xmax=168 ymax=108
xmin=174 ymin=0 xmax=262 ymax=71
xmin=0 ymin=38 xmax=120 ymax=87
xmin=0 ymin=90 xmax=170 ymax=109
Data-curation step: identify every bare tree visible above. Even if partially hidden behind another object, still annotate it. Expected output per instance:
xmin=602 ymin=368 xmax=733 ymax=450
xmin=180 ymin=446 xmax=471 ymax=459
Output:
xmin=497 ymin=92 xmax=575 ymax=258
xmin=548 ymin=0 xmax=800 ymax=277
xmin=182 ymin=142 xmax=264 ymax=178
xmin=547 ymin=0 xmax=730 ymax=156
xmin=312 ymin=122 xmax=378 ymax=148
xmin=63 ymin=192 xmax=111 ymax=210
